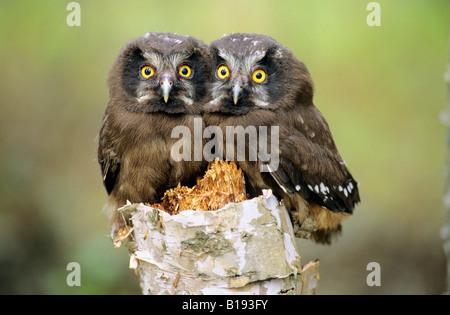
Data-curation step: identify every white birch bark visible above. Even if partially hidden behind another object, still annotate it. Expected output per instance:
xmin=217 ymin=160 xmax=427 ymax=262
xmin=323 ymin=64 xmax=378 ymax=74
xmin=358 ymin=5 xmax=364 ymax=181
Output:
xmin=119 ymin=192 xmax=320 ymax=295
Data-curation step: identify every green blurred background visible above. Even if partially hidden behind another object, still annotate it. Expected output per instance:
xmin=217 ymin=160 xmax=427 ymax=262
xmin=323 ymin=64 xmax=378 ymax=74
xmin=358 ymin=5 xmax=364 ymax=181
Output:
xmin=0 ymin=0 xmax=447 ymax=294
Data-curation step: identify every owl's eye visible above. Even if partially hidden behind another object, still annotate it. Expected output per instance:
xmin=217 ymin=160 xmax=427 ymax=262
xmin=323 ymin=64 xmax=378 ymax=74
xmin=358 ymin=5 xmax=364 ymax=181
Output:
xmin=252 ymin=69 xmax=266 ymax=83
xmin=140 ymin=65 xmax=155 ymax=79
xmin=217 ymin=65 xmax=230 ymax=79
xmin=179 ymin=65 xmax=192 ymax=78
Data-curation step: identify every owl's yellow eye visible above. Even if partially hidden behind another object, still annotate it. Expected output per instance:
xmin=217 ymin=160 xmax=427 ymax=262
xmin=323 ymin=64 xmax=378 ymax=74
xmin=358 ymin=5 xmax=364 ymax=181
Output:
xmin=217 ymin=65 xmax=230 ymax=79
xmin=179 ymin=65 xmax=192 ymax=78
xmin=140 ymin=65 xmax=155 ymax=79
xmin=252 ymin=69 xmax=266 ymax=83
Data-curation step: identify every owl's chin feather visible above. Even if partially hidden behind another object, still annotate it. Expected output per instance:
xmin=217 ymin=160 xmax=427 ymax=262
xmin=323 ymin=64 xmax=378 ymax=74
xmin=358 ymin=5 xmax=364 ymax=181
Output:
xmin=125 ymin=94 xmax=200 ymax=115
xmin=204 ymin=97 xmax=256 ymax=115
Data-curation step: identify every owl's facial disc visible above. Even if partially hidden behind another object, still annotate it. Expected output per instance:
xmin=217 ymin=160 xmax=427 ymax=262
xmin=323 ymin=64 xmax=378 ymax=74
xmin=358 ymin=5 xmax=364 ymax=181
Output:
xmin=206 ymin=50 xmax=272 ymax=115
xmin=227 ymin=68 xmax=268 ymax=106
xmin=122 ymin=49 xmax=200 ymax=114
xmin=138 ymin=68 xmax=190 ymax=104
xmin=135 ymin=63 xmax=196 ymax=114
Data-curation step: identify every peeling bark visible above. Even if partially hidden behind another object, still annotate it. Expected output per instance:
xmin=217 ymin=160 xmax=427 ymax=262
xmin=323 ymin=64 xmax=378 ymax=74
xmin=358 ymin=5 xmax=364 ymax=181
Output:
xmin=119 ymin=193 xmax=320 ymax=295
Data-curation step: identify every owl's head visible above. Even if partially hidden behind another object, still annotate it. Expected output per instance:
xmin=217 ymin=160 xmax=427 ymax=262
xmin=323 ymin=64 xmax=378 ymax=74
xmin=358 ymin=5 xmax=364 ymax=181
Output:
xmin=206 ymin=33 xmax=314 ymax=115
xmin=108 ymin=32 xmax=211 ymax=114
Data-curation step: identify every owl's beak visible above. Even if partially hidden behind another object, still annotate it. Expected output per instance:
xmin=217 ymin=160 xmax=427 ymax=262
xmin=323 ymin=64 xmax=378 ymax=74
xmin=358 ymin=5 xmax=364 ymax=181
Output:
xmin=232 ymin=78 xmax=244 ymax=105
xmin=160 ymin=74 xmax=173 ymax=103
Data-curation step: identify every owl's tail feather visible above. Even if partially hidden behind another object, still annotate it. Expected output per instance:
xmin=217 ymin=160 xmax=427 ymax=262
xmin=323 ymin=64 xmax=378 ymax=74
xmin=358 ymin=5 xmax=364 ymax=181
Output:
xmin=102 ymin=197 xmax=134 ymax=246
xmin=285 ymin=193 xmax=349 ymax=244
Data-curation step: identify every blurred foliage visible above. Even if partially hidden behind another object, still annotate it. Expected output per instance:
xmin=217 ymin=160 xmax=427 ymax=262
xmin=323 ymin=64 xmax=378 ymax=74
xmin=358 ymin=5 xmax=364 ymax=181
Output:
xmin=0 ymin=0 xmax=447 ymax=294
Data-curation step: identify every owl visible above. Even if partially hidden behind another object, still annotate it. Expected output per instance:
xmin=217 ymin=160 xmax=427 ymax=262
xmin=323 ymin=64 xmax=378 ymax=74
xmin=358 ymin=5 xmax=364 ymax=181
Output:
xmin=204 ymin=33 xmax=360 ymax=244
xmin=98 ymin=32 xmax=210 ymax=236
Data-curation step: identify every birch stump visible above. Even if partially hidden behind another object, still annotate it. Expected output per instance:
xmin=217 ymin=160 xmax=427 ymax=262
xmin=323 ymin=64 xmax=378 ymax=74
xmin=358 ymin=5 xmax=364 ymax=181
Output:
xmin=113 ymin=161 xmax=320 ymax=295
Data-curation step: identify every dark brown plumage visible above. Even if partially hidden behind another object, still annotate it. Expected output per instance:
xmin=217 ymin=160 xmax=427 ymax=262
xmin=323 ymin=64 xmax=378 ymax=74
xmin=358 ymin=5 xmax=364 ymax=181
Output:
xmin=204 ymin=33 xmax=360 ymax=243
xmin=98 ymin=33 xmax=210 ymax=236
